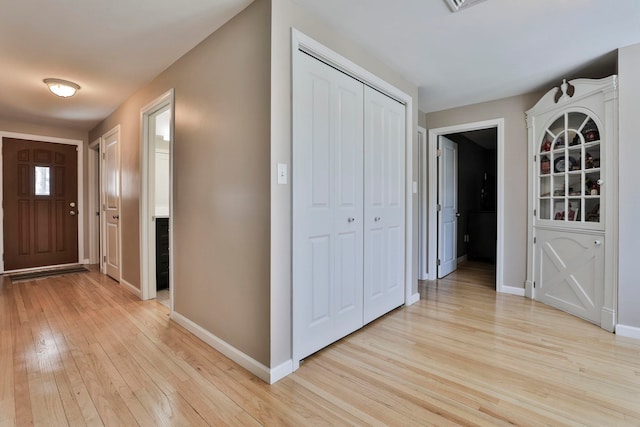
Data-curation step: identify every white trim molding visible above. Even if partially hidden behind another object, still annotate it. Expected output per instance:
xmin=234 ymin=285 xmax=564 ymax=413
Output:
xmin=172 ymin=311 xmax=288 ymax=383
xmin=0 ymin=131 xmax=85 ymax=273
xmin=427 ymin=119 xmax=506 ymax=291
xmin=140 ymin=89 xmax=175 ymax=303
xmin=120 ymin=278 xmax=141 ymax=298
xmin=615 ymin=324 xmax=640 ymax=340
xmin=501 ymin=285 xmax=526 ymax=297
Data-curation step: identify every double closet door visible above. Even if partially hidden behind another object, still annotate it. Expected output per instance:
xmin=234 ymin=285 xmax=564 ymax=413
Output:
xmin=293 ymin=52 xmax=406 ymax=362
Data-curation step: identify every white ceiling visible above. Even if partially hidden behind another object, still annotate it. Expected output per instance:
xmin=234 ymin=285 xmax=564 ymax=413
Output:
xmin=294 ymin=0 xmax=640 ymax=113
xmin=0 ymin=0 xmax=253 ymax=131
xmin=1 ymin=0 xmax=639 ymax=132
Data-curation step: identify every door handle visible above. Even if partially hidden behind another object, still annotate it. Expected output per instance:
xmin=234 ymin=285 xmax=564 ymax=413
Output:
xmin=456 ymin=213 xmax=461 ymax=217
xmin=69 ymin=211 xmax=76 ymax=216
xmin=347 ymin=217 xmax=355 ymax=223
xmin=113 ymin=215 xmax=120 ymax=220
xmin=594 ymin=240 xmax=602 ymax=247
xmin=374 ymin=216 xmax=381 ymax=222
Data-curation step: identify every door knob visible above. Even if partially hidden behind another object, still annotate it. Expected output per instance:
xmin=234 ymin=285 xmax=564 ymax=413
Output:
xmin=113 ymin=215 xmax=120 ymax=220
xmin=374 ymin=216 xmax=381 ymax=222
xmin=456 ymin=213 xmax=461 ymax=217
xmin=347 ymin=217 xmax=355 ymax=223
xmin=69 ymin=211 xmax=76 ymax=216
xmin=69 ymin=202 xmax=76 ymax=207
xmin=594 ymin=240 xmax=602 ymax=247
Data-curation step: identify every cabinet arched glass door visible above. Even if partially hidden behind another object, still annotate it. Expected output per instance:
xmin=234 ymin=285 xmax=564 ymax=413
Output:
xmin=538 ymin=112 xmax=601 ymax=224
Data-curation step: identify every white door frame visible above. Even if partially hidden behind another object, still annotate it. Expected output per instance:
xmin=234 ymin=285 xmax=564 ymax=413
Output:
xmin=88 ymin=138 xmax=101 ymax=265
xmin=292 ymin=28 xmax=417 ymax=310
xmin=427 ymin=119 xmax=506 ymax=292
xmin=101 ymin=125 xmax=122 ymax=282
xmin=0 ymin=131 xmax=85 ymax=273
xmin=418 ymin=126 xmax=428 ymax=280
xmin=140 ymin=89 xmax=174 ymax=306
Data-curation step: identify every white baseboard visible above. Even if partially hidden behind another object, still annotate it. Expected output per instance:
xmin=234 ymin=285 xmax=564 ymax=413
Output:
xmin=615 ymin=324 xmax=640 ymax=340
xmin=600 ymin=307 xmax=616 ymax=333
xmin=457 ymin=254 xmax=468 ymax=264
xmin=499 ymin=285 xmax=525 ymax=297
xmin=172 ymin=311 xmax=288 ymax=384
xmin=269 ymin=360 xmax=294 ymax=384
xmin=120 ymin=279 xmax=141 ymax=298
xmin=407 ymin=292 xmax=420 ymax=305
xmin=81 ymin=258 xmax=90 ymax=265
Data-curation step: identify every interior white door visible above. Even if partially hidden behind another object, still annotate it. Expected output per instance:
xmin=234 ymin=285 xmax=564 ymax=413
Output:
xmin=438 ymin=135 xmax=458 ymax=278
xmin=103 ymin=130 xmax=121 ymax=281
xmin=363 ymin=87 xmax=406 ymax=324
xmin=293 ymin=51 xmax=365 ymax=360
xmin=535 ymin=229 xmax=604 ymax=324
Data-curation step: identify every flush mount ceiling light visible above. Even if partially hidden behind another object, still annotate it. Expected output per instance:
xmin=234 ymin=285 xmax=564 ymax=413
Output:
xmin=444 ymin=0 xmax=488 ymax=12
xmin=43 ymin=78 xmax=80 ymax=98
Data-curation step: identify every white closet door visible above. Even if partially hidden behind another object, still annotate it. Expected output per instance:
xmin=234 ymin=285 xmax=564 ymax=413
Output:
xmin=293 ymin=52 xmax=365 ymax=360
xmin=363 ymin=87 xmax=406 ymax=324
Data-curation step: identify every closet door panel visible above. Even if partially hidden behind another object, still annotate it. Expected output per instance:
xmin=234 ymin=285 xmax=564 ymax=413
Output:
xmin=363 ymin=87 xmax=406 ymax=324
xmin=293 ymin=52 xmax=364 ymax=361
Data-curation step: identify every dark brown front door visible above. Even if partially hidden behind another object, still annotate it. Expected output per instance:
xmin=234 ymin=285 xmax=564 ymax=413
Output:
xmin=3 ymin=138 xmax=78 ymax=270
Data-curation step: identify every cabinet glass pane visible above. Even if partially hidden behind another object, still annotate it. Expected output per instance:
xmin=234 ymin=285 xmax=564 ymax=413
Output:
xmin=540 ymin=199 xmax=551 ymax=220
xmin=537 ymin=111 xmax=602 ymax=225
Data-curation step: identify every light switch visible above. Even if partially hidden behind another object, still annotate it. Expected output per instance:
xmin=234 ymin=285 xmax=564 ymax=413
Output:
xmin=277 ymin=163 xmax=288 ymax=185
xmin=412 ymin=181 xmax=418 ymax=194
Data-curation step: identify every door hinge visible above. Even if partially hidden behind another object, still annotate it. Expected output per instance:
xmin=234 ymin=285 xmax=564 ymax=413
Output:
xmin=533 ymin=281 xmax=536 ymax=288
xmin=534 ymin=155 xmax=536 ymax=162
xmin=103 ymin=204 xmax=106 ymax=211
xmin=437 ymin=204 xmax=442 ymax=212
xmin=533 ymin=209 xmax=536 ymax=217
xmin=103 ymin=255 xmax=106 ymax=262
xmin=102 ymin=153 xmax=106 ymax=160
xmin=437 ymin=259 xmax=441 ymax=266
xmin=436 ymin=149 xmax=442 ymax=157
xmin=534 ymin=237 xmax=536 ymax=244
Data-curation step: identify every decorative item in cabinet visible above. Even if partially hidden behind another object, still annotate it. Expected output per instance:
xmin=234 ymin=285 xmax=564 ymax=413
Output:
xmin=541 ymin=156 xmax=551 ymax=174
xmin=582 ymin=119 xmax=599 ymax=142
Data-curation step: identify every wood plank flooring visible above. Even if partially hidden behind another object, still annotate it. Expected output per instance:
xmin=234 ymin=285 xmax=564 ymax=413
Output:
xmin=1 ymin=263 xmax=639 ymax=426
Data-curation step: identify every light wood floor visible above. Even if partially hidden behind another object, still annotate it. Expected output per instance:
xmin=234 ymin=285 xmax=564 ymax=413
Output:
xmin=1 ymin=263 xmax=639 ymax=426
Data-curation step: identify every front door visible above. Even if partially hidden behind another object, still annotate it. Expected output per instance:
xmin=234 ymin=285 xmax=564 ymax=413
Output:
xmin=2 ymin=138 xmax=78 ymax=270
xmin=438 ymin=135 xmax=458 ymax=278
xmin=103 ymin=129 xmax=121 ymax=281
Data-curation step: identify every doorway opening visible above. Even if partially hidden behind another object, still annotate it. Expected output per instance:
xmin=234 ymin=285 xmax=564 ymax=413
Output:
xmin=424 ymin=119 xmax=510 ymax=293
xmin=140 ymin=90 xmax=174 ymax=309
xmin=443 ymin=129 xmax=497 ymax=283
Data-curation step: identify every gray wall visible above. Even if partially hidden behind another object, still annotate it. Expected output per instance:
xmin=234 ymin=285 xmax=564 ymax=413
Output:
xmin=617 ymin=43 xmax=640 ymax=330
xmin=89 ymin=0 xmax=272 ymax=365
xmin=425 ymin=92 xmax=544 ymax=289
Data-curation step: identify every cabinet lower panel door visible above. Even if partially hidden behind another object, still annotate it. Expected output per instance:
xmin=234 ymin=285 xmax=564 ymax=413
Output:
xmin=363 ymin=86 xmax=406 ymax=324
xmin=293 ymin=51 xmax=365 ymax=360
xmin=535 ymin=229 xmax=604 ymax=325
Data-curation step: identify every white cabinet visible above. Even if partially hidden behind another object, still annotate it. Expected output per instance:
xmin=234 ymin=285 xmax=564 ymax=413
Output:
xmin=293 ymin=51 xmax=406 ymax=362
xmin=526 ymin=77 xmax=617 ymax=331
